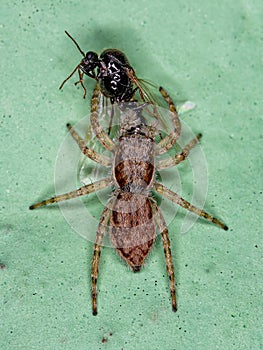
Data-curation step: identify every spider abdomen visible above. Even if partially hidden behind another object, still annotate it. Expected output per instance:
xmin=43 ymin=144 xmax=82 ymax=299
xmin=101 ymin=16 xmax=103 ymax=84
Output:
xmin=110 ymin=192 xmax=155 ymax=271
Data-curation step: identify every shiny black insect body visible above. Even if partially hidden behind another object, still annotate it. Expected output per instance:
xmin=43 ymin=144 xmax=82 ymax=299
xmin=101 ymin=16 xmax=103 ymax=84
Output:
xmin=96 ymin=49 xmax=136 ymax=102
xmin=60 ymin=31 xmax=139 ymax=102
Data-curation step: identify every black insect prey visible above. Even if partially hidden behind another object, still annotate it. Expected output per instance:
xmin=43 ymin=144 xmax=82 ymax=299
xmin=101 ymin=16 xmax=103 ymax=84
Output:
xmin=59 ymin=31 xmax=143 ymax=103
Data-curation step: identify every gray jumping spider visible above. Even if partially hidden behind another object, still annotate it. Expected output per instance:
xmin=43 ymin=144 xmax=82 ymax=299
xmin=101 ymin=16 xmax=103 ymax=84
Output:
xmin=30 ymin=84 xmax=228 ymax=315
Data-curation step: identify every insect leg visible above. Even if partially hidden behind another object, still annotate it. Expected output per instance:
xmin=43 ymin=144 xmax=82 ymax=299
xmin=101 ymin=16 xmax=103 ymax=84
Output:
xmin=74 ymin=69 xmax=87 ymax=99
xmin=107 ymin=103 xmax=114 ymax=136
xmin=29 ymin=177 xmax=113 ymax=210
xmin=59 ymin=65 xmax=80 ymax=91
xmin=157 ymin=133 xmax=202 ymax=170
xmin=154 ymin=182 xmax=228 ymax=231
xmin=151 ymin=200 xmax=177 ymax=312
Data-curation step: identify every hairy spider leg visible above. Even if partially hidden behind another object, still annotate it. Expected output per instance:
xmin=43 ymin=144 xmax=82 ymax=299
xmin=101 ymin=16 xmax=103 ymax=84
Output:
xmin=157 ymin=133 xmax=202 ymax=170
xmin=91 ymin=202 xmax=113 ymax=315
xmin=66 ymin=123 xmax=112 ymax=166
xmin=153 ymin=182 xmax=228 ymax=231
xmin=155 ymin=87 xmax=181 ymax=155
xmin=29 ymin=178 xmax=113 ymax=210
xmin=151 ymin=200 xmax=177 ymax=312
xmin=90 ymin=83 xmax=116 ymax=152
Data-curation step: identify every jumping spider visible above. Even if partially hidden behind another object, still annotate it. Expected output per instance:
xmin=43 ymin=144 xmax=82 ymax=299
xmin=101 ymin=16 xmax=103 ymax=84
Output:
xmin=30 ymin=84 xmax=228 ymax=315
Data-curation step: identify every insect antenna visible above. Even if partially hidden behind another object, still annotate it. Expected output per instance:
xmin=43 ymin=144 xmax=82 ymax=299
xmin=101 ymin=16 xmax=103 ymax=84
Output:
xmin=64 ymin=30 xmax=85 ymax=57
xmin=59 ymin=31 xmax=86 ymax=91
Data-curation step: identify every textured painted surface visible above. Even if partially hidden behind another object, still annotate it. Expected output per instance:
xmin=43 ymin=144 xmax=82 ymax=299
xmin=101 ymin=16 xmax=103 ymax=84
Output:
xmin=0 ymin=1 xmax=262 ymax=349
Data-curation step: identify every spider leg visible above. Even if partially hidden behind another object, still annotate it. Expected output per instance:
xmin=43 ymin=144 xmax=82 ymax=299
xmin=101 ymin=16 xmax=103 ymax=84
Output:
xmin=151 ymin=200 xmax=177 ymax=312
xmin=155 ymin=87 xmax=181 ymax=155
xmin=90 ymin=83 xmax=116 ymax=152
xmin=91 ymin=201 xmax=112 ymax=315
xmin=154 ymin=182 xmax=228 ymax=231
xmin=67 ymin=123 xmax=112 ymax=166
xmin=157 ymin=133 xmax=202 ymax=170
xmin=29 ymin=177 xmax=113 ymax=210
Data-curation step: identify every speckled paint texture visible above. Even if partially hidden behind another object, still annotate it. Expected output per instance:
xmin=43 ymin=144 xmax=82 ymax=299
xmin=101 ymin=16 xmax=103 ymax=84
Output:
xmin=0 ymin=1 xmax=262 ymax=349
